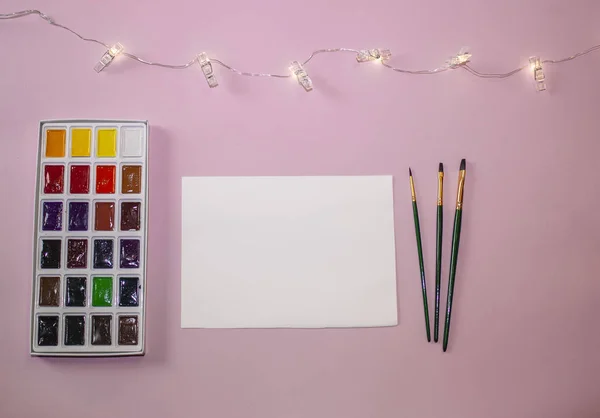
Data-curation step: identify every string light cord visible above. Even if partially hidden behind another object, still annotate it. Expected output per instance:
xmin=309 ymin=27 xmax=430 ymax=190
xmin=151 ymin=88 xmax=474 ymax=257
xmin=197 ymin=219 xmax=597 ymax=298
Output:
xmin=382 ymin=61 xmax=450 ymax=75
xmin=122 ymin=53 xmax=198 ymax=70
xmin=1 ymin=9 xmax=109 ymax=48
xmin=543 ymin=43 xmax=600 ymax=64
xmin=3 ymin=9 xmax=600 ymax=91
xmin=302 ymin=48 xmax=361 ymax=65
xmin=461 ymin=64 xmax=527 ymax=79
xmin=211 ymin=59 xmax=290 ymax=78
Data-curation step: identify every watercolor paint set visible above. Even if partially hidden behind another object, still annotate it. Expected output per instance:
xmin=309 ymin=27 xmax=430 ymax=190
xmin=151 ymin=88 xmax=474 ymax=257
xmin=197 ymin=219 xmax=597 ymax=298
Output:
xmin=31 ymin=120 xmax=148 ymax=356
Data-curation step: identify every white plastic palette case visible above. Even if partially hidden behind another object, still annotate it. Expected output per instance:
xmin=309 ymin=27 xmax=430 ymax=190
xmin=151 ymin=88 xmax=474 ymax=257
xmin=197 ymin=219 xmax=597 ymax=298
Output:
xmin=30 ymin=119 xmax=148 ymax=356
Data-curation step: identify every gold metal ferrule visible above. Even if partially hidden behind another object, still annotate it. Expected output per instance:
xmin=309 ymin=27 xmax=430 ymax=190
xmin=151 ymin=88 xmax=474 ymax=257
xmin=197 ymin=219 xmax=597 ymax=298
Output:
xmin=456 ymin=169 xmax=465 ymax=209
xmin=409 ymin=175 xmax=416 ymax=202
xmin=437 ymin=172 xmax=444 ymax=206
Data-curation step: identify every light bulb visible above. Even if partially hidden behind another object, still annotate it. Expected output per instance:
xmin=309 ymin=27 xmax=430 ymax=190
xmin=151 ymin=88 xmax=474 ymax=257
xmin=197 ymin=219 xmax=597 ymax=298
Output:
xmin=528 ymin=56 xmax=546 ymax=92
xmin=198 ymin=52 xmax=218 ymax=88
xmin=289 ymin=61 xmax=313 ymax=92
xmin=94 ymin=43 xmax=124 ymax=73
xmin=447 ymin=48 xmax=471 ymax=68
xmin=356 ymin=49 xmax=391 ymax=63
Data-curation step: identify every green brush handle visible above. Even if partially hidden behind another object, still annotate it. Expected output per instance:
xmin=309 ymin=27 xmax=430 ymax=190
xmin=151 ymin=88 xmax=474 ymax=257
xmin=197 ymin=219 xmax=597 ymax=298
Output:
xmin=443 ymin=208 xmax=462 ymax=352
xmin=412 ymin=200 xmax=431 ymax=342
xmin=434 ymin=205 xmax=443 ymax=343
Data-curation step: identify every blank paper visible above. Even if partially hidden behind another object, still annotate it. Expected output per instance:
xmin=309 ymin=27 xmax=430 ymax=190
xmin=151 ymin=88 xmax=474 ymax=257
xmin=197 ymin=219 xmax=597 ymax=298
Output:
xmin=181 ymin=176 xmax=398 ymax=328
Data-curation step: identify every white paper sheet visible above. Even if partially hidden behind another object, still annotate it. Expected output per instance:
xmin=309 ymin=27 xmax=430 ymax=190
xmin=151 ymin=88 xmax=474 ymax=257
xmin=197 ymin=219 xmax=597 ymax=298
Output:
xmin=181 ymin=176 xmax=398 ymax=328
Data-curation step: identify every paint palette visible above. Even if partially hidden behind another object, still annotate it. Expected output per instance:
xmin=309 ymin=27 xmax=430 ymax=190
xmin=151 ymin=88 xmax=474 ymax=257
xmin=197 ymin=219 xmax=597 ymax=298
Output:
xmin=31 ymin=120 xmax=148 ymax=356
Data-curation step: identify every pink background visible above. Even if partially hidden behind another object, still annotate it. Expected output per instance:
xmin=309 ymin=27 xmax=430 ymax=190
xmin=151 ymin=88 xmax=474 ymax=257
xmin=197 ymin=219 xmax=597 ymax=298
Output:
xmin=1 ymin=0 xmax=600 ymax=417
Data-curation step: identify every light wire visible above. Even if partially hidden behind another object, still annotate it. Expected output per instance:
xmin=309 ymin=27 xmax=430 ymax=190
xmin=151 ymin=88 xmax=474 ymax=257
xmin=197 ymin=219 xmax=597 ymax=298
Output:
xmin=2 ymin=9 xmax=600 ymax=81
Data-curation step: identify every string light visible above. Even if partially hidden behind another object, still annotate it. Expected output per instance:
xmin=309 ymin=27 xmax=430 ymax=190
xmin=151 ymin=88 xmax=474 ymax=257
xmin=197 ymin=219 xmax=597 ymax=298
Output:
xmin=529 ymin=56 xmax=546 ymax=92
xmin=198 ymin=52 xmax=218 ymax=88
xmin=447 ymin=48 xmax=472 ymax=69
xmin=289 ymin=61 xmax=313 ymax=92
xmin=94 ymin=42 xmax=124 ymax=73
xmin=356 ymin=49 xmax=391 ymax=63
xmin=2 ymin=9 xmax=600 ymax=93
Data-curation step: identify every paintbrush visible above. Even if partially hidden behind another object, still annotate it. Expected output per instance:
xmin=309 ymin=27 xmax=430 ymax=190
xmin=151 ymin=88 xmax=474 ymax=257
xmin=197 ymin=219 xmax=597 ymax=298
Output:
xmin=409 ymin=168 xmax=431 ymax=342
xmin=443 ymin=158 xmax=466 ymax=352
xmin=434 ymin=163 xmax=443 ymax=342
